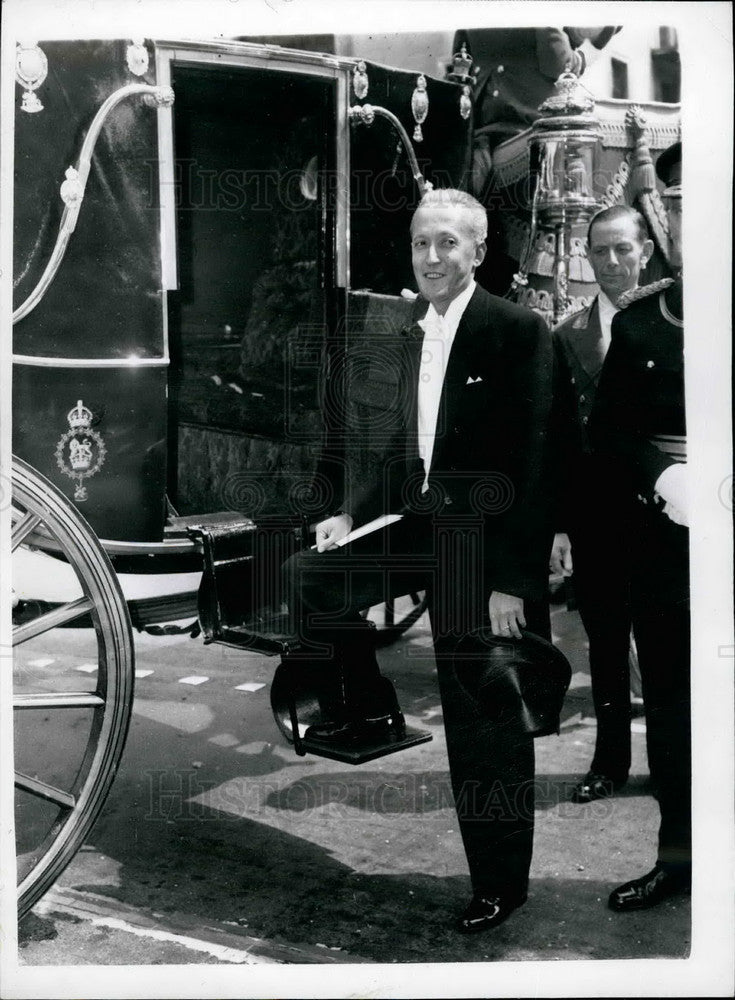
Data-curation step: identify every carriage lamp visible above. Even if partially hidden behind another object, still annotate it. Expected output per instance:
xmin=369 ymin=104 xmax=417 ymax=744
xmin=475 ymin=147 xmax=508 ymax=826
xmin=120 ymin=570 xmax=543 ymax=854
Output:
xmin=15 ymin=41 xmax=48 ymax=113
xmin=526 ymin=69 xmax=601 ymax=322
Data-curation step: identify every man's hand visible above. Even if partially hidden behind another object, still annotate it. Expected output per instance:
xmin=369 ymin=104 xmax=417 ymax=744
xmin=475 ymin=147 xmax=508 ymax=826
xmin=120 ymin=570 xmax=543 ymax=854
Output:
xmin=314 ymin=513 xmax=354 ymax=552
xmin=549 ymin=532 xmax=573 ymax=577
xmin=488 ymin=591 xmax=526 ymax=639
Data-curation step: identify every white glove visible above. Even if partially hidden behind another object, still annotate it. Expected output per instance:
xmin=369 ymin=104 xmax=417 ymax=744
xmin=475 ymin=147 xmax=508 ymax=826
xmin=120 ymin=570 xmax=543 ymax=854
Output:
xmin=662 ymin=502 xmax=688 ymax=527
xmin=654 ymin=464 xmax=689 ymax=525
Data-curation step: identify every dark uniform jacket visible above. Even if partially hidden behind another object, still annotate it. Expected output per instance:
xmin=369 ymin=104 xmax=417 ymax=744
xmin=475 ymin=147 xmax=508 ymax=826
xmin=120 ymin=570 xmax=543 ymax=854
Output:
xmin=590 ymin=280 xmax=687 ymax=605
xmin=553 ymin=297 xmax=604 ymax=452
xmin=550 ymin=296 xmax=634 ymax=534
xmin=592 ymin=283 xmax=685 ymax=498
xmin=342 ymin=283 xmax=553 ymax=603
xmin=453 ymin=28 xmax=583 ymax=143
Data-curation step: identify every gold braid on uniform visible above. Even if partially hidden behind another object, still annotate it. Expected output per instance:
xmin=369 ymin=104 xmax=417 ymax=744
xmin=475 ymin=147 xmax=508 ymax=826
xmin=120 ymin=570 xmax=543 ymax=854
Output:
xmin=616 ymin=277 xmax=675 ymax=310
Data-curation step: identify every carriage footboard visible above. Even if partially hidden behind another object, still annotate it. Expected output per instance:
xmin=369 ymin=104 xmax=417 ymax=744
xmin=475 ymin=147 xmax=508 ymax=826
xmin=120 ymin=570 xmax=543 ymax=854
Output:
xmin=183 ymin=514 xmax=307 ymax=656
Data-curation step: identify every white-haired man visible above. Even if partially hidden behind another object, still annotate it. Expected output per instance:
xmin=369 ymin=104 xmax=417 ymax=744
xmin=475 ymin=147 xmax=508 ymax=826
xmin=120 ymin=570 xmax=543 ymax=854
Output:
xmin=283 ymin=188 xmax=553 ymax=932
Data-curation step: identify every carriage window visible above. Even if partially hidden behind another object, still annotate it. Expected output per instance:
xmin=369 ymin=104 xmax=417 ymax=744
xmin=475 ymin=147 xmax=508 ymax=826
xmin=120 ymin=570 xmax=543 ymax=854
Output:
xmin=167 ymin=64 xmax=336 ymax=515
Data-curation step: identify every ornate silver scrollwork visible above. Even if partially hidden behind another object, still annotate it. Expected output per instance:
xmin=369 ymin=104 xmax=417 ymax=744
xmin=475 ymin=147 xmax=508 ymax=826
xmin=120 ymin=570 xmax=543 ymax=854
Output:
xmin=598 ymin=155 xmax=631 ymax=208
xmin=349 ymin=103 xmax=433 ymax=196
xmin=16 ymin=41 xmax=48 ymax=113
xmin=126 ymin=39 xmax=149 ymax=76
xmin=13 ymin=83 xmax=176 ymax=325
xmin=349 ymin=103 xmax=375 ymax=127
xmin=142 ymin=86 xmax=175 ymax=108
xmin=353 ymin=60 xmax=369 ymax=100
xmin=59 ymin=167 xmax=83 ymax=208
xmin=411 ymin=74 xmax=429 ymax=142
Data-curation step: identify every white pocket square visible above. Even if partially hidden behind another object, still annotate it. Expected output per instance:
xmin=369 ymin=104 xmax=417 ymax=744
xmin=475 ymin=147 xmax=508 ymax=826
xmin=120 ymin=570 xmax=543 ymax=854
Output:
xmin=466 ymin=375 xmax=483 ymax=384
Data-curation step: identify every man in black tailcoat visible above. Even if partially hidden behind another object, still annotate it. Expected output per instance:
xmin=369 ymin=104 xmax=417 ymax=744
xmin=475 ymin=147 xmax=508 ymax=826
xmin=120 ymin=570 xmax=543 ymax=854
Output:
xmin=282 ymin=188 xmax=553 ymax=932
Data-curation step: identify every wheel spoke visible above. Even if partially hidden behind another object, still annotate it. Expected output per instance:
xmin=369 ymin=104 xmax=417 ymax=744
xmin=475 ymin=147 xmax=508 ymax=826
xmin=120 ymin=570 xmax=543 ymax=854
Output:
xmin=14 ymin=692 xmax=105 ymax=710
xmin=15 ymin=772 xmax=76 ymax=810
xmin=12 ymin=510 xmax=43 ymax=551
xmin=12 ymin=596 xmax=94 ymax=645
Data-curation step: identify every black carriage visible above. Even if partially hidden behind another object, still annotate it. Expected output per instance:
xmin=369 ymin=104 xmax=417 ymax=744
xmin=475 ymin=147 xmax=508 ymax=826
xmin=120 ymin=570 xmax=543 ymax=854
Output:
xmin=10 ymin=36 xmax=474 ymax=916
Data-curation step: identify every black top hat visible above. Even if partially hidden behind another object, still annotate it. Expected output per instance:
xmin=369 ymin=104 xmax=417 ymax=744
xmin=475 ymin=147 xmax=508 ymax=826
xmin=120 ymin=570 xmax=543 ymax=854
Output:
xmin=656 ymin=140 xmax=681 ymax=187
xmin=451 ymin=629 xmax=572 ymax=737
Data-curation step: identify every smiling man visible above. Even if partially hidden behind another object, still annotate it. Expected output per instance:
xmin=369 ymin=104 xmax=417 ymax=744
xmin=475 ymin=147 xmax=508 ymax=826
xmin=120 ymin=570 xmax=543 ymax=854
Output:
xmin=282 ymin=188 xmax=554 ymax=933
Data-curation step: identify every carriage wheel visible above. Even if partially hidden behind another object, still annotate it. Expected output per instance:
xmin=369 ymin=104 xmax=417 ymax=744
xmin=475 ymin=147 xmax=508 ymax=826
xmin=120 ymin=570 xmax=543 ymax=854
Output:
xmin=10 ymin=457 xmax=134 ymax=918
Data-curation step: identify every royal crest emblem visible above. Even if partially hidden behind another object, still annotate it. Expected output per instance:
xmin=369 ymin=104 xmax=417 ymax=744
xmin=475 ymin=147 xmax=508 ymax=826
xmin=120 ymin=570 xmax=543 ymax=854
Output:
xmin=55 ymin=399 xmax=106 ymax=502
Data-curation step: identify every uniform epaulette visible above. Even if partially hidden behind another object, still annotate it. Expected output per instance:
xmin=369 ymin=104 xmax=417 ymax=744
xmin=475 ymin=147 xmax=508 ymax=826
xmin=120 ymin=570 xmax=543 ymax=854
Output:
xmin=617 ymin=278 xmax=675 ymax=309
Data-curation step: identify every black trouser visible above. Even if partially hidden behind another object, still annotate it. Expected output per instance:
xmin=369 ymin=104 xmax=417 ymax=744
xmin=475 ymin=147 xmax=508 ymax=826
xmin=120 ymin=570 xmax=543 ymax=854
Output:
xmin=282 ymin=512 xmax=549 ymax=898
xmin=630 ymin=506 xmax=691 ymax=881
xmin=570 ymin=520 xmax=633 ymax=782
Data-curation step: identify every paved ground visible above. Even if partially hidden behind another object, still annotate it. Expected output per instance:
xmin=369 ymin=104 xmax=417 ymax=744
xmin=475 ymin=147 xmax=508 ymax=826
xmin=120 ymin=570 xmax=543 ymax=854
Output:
xmin=12 ymin=586 xmax=693 ymax=970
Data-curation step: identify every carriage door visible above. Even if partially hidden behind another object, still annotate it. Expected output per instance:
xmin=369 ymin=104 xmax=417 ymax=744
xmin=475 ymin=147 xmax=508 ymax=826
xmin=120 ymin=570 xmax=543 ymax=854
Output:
xmin=154 ymin=44 xmax=346 ymax=521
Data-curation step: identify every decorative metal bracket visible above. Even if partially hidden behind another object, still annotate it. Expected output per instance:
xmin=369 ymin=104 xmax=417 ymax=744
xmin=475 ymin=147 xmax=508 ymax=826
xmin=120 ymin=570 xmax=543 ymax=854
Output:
xmin=411 ymin=74 xmax=429 ymax=142
xmin=13 ymin=84 xmax=175 ymax=325
xmin=460 ymin=85 xmax=472 ymax=121
xmin=142 ymin=86 xmax=175 ymax=109
xmin=16 ymin=41 xmax=48 ymax=113
xmin=349 ymin=104 xmax=433 ymax=197
xmin=126 ymin=39 xmax=149 ymax=76
xmin=352 ymin=60 xmax=369 ymax=100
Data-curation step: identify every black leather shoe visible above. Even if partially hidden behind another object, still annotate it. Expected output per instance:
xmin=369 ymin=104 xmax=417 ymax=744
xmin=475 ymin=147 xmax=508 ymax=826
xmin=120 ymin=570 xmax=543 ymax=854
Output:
xmin=455 ymin=892 xmax=527 ymax=934
xmin=305 ymin=713 xmax=405 ymax=745
xmin=608 ymin=866 xmax=690 ymax=912
xmin=571 ymin=771 xmax=626 ymax=803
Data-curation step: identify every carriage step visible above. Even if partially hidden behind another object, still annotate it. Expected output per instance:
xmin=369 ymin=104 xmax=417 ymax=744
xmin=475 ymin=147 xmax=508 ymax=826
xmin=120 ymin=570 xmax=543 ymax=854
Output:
xmin=164 ymin=511 xmax=256 ymax=539
xmin=210 ymin=621 xmax=299 ymax=657
xmin=298 ymin=725 xmax=433 ymax=764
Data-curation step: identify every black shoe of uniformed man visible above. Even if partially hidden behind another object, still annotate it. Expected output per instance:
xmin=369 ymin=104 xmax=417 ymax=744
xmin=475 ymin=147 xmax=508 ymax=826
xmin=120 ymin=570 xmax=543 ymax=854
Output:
xmin=608 ymin=866 xmax=691 ymax=912
xmin=455 ymin=892 xmax=527 ymax=933
xmin=571 ymin=770 xmax=627 ymax=803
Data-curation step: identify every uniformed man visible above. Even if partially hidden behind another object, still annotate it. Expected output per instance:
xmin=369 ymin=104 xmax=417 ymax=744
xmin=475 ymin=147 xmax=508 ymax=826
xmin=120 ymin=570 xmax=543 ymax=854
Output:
xmin=452 ymin=27 xmax=622 ymax=194
xmin=550 ymin=205 xmax=661 ymax=803
xmin=591 ymin=141 xmax=690 ymax=910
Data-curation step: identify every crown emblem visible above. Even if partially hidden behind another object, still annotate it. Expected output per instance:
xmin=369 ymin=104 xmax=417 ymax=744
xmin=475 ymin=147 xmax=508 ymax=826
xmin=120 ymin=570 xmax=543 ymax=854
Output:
xmin=447 ymin=43 xmax=474 ymax=84
xmin=55 ymin=399 xmax=106 ymax=502
xmin=67 ymin=399 xmax=93 ymax=430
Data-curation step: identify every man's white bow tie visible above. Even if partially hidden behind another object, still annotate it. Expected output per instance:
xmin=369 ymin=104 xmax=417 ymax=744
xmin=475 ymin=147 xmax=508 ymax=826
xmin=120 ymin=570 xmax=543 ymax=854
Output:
xmin=418 ymin=313 xmax=450 ymax=339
